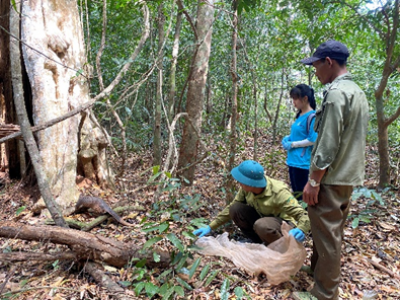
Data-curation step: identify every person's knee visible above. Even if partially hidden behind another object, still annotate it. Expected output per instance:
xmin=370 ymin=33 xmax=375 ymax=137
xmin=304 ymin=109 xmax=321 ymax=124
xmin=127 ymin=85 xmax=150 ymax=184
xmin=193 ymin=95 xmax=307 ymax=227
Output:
xmin=254 ymin=218 xmax=282 ymax=234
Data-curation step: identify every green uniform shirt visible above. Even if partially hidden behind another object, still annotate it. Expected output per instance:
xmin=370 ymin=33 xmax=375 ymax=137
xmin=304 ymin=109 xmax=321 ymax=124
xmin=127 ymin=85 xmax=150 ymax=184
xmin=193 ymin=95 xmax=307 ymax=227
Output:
xmin=311 ymin=73 xmax=369 ymax=186
xmin=209 ymin=176 xmax=310 ymax=233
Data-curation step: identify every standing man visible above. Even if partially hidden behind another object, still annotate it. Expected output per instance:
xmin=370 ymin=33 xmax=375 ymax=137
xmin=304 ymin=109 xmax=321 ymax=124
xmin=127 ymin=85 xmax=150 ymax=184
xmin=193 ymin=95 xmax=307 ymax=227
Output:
xmin=293 ymin=40 xmax=369 ymax=300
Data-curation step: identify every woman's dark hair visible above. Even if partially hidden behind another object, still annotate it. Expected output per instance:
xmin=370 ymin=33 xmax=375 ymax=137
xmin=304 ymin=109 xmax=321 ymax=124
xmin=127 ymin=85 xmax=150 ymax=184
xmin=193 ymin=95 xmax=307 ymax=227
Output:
xmin=290 ymin=84 xmax=316 ymax=118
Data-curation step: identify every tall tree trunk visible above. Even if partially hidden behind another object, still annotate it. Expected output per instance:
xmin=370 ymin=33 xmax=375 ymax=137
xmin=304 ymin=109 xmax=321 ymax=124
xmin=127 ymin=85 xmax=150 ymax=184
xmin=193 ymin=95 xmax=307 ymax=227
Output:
xmin=272 ymin=68 xmax=285 ymax=144
xmin=374 ymin=0 xmax=400 ymax=189
xmin=0 ymin=1 xmax=20 ymax=178
xmin=20 ymin=0 xmax=92 ymax=211
xmin=168 ymin=5 xmax=182 ymax=123
xmin=10 ymin=1 xmax=67 ymax=227
xmin=177 ymin=0 xmax=215 ymax=184
xmin=226 ymin=3 xmax=238 ymax=203
xmin=253 ymin=80 xmax=258 ymax=161
xmin=153 ymin=3 xmax=165 ymax=166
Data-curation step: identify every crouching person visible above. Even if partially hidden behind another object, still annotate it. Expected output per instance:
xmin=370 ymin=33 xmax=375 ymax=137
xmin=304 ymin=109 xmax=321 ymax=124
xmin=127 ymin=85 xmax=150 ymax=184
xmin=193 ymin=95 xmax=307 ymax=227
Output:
xmin=193 ymin=160 xmax=310 ymax=244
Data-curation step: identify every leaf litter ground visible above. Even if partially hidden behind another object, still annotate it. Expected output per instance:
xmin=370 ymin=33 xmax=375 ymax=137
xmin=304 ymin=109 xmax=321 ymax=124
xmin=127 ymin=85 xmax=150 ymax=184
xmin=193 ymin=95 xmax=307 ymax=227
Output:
xmin=0 ymin=134 xmax=399 ymax=299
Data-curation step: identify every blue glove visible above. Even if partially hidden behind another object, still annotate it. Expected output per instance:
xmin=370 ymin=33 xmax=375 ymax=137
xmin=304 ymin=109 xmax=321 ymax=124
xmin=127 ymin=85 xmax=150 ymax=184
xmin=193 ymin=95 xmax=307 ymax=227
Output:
xmin=193 ymin=225 xmax=211 ymax=238
xmin=289 ymin=228 xmax=305 ymax=242
xmin=282 ymin=140 xmax=292 ymax=151
xmin=282 ymin=135 xmax=290 ymax=143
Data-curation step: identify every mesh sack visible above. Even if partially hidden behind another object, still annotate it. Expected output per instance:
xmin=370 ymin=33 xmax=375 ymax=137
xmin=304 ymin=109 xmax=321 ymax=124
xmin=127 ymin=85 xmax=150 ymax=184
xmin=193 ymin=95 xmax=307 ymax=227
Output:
xmin=195 ymin=222 xmax=306 ymax=285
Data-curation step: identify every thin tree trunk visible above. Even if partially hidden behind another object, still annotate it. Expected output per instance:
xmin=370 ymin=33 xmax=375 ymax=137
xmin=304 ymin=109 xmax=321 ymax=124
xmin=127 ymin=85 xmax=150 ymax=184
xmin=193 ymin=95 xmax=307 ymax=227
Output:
xmin=376 ymin=119 xmax=390 ymax=188
xmin=177 ymin=0 xmax=215 ymax=184
xmin=206 ymin=76 xmax=212 ymax=114
xmin=272 ymin=68 xmax=285 ymax=144
xmin=263 ymin=82 xmax=272 ymax=123
xmin=153 ymin=3 xmax=165 ymax=166
xmin=226 ymin=3 xmax=238 ymax=203
xmin=253 ymin=80 xmax=258 ymax=161
xmin=374 ymin=0 xmax=400 ymax=188
xmin=10 ymin=3 xmax=67 ymax=227
xmin=168 ymin=5 xmax=182 ymax=123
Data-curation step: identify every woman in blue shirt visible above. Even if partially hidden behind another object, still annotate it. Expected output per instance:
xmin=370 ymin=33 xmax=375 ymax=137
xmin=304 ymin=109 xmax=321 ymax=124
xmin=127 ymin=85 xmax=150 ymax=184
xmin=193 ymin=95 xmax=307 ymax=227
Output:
xmin=282 ymin=84 xmax=318 ymax=201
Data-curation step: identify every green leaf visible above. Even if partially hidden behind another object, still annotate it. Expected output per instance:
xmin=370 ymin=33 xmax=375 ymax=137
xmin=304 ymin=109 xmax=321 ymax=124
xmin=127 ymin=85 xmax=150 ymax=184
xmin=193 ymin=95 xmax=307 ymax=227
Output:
xmin=182 ymin=231 xmax=196 ymax=239
xmin=220 ymin=278 xmax=230 ymax=300
xmin=135 ymin=258 xmax=147 ymax=268
xmin=205 ymin=270 xmax=218 ymax=287
xmin=125 ymin=106 xmax=132 ymax=116
xmin=159 ymin=283 xmax=169 ymax=295
xmin=11 ymin=0 xmax=18 ymax=12
xmin=143 ymin=236 xmax=163 ymax=249
xmin=16 ymin=206 xmax=26 ymax=216
xmin=360 ymin=216 xmax=371 ymax=223
xmin=166 ymin=233 xmax=184 ymax=252
xmin=174 ymin=285 xmax=184 ymax=296
xmin=175 ymin=277 xmax=193 ymax=290
xmin=52 ymin=260 xmax=59 ymax=268
xmin=145 ymin=282 xmax=159 ymax=298
xmin=189 ymin=258 xmax=201 ymax=279
xmin=153 ymin=165 xmax=160 ymax=175
xmin=19 ymin=279 xmax=29 ymax=287
xmin=352 ymin=217 xmax=360 ymax=229
xmin=234 ymin=286 xmax=244 ymax=299
xmin=158 ymin=222 xmax=170 ymax=233
xmin=171 ymin=251 xmax=183 ymax=265
xmin=148 ymin=171 xmax=162 ymax=183
xmin=75 ymin=69 xmax=84 ymax=77
xmin=153 ymin=251 xmax=161 ymax=262
xmin=118 ymin=281 xmax=131 ymax=287
xmin=162 ymin=287 xmax=175 ymax=300
xmin=134 ymin=282 xmax=145 ymax=296
xmin=165 ymin=171 xmax=172 ymax=178
xmin=199 ymin=264 xmax=210 ymax=281
xmin=175 ymin=253 xmax=189 ymax=271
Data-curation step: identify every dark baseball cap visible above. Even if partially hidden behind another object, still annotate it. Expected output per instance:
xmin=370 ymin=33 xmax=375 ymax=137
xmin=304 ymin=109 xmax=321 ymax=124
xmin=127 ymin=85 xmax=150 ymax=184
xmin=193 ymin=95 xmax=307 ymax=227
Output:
xmin=301 ymin=40 xmax=349 ymax=65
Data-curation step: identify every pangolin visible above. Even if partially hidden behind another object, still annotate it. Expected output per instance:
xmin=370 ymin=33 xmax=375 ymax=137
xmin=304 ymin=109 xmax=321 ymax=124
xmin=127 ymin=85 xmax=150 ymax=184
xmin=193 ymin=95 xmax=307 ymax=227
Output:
xmin=75 ymin=195 xmax=134 ymax=227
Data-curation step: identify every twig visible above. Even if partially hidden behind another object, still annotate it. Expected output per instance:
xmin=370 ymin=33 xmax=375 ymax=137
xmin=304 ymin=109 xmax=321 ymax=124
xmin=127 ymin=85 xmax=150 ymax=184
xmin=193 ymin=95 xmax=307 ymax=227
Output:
xmin=0 ymin=266 xmax=17 ymax=295
xmin=0 ymin=286 xmax=78 ymax=297
xmin=0 ymin=99 xmax=96 ymax=145
xmin=366 ymin=258 xmax=400 ymax=280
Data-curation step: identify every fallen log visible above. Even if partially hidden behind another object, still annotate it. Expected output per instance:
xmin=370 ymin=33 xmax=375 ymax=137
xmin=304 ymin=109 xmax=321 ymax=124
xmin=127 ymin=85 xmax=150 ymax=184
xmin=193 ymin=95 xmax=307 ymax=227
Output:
xmin=0 ymin=221 xmax=170 ymax=268
xmin=0 ymin=251 xmax=76 ymax=263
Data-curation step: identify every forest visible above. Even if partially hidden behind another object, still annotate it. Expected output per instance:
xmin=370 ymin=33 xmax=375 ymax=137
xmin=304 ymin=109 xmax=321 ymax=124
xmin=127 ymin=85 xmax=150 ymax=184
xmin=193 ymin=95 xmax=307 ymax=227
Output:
xmin=0 ymin=0 xmax=399 ymax=299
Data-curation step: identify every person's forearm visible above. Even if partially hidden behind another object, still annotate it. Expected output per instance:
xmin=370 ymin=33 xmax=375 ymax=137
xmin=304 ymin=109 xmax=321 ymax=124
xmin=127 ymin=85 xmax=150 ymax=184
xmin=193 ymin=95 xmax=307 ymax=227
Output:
xmin=309 ymin=169 xmax=326 ymax=183
xmin=291 ymin=139 xmax=314 ymax=148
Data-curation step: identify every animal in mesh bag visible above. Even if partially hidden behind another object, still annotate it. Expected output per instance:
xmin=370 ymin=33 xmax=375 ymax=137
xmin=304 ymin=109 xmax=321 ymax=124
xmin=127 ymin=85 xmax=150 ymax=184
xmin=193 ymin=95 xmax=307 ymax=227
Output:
xmin=195 ymin=222 xmax=306 ymax=285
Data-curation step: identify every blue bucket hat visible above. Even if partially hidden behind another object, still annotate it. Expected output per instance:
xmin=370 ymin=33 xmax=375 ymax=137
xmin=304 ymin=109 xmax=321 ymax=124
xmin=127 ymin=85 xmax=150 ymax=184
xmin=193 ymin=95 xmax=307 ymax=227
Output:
xmin=231 ymin=160 xmax=267 ymax=188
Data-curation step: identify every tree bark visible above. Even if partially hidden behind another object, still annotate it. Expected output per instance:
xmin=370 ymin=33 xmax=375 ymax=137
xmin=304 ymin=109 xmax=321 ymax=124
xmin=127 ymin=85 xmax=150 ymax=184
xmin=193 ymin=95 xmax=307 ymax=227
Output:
xmin=177 ymin=0 xmax=215 ymax=184
xmin=11 ymin=1 xmax=67 ymax=227
xmin=0 ymin=221 xmax=170 ymax=268
xmin=20 ymin=0 xmax=88 ymax=210
xmin=168 ymin=6 xmax=183 ymax=123
xmin=0 ymin=1 xmax=20 ymax=178
xmin=272 ymin=68 xmax=285 ymax=144
xmin=153 ymin=3 xmax=165 ymax=166
xmin=374 ymin=0 xmax=400 ymax=188
xmin=226 ymin=3 xmax=238 ymax=203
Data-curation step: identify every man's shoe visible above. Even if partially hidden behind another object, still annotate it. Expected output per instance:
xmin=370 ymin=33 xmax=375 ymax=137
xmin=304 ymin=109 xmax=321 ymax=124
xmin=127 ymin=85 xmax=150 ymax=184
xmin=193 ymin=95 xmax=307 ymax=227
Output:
xmin=292 ymin=291 xmax=317 ymax=300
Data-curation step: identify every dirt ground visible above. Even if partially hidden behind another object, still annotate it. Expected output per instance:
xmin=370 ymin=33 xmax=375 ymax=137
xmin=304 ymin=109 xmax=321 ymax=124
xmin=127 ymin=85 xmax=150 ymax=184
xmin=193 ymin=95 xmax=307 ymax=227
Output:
xmin=0 ymin=134 xmax=399 ymax=299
